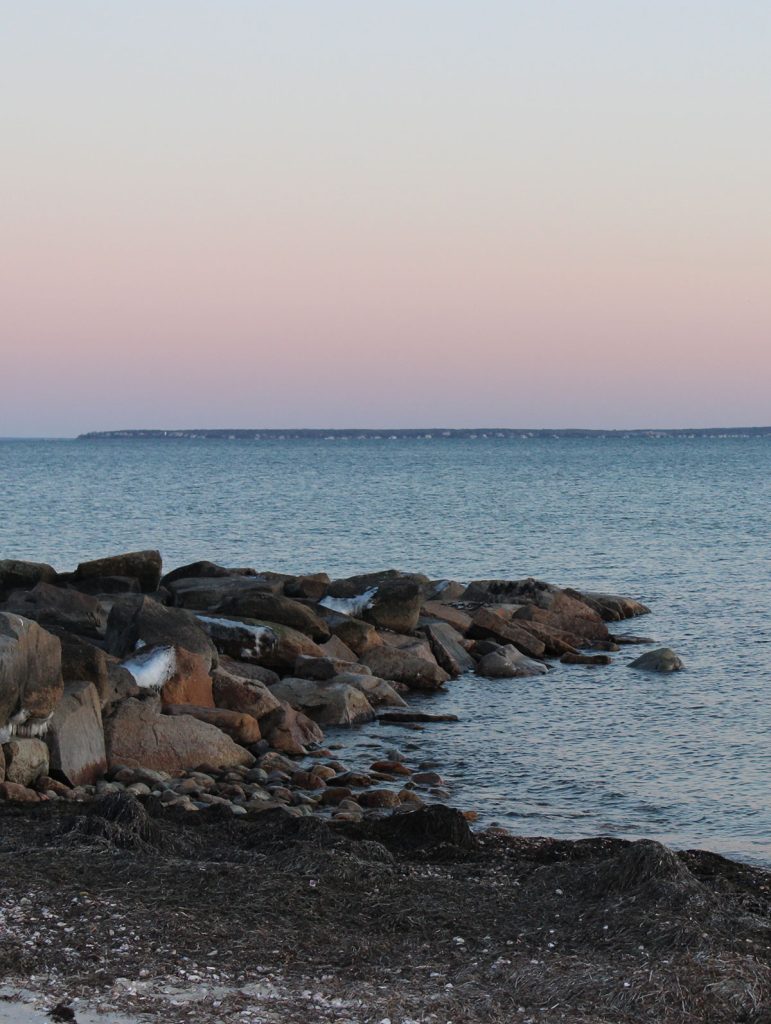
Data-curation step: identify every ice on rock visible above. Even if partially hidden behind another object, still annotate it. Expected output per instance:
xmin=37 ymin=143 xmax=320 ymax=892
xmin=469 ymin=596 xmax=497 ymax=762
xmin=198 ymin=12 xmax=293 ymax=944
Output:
xmin=319 ymin=587 xmax=378 ymax=616
xmin=121 ymin=645 xmax=177 ymax=690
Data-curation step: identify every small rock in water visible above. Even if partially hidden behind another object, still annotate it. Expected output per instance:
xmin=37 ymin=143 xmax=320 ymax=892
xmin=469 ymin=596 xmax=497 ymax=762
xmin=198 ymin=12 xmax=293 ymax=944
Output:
xmin=629 ymin=647 xmax=684 ymax=672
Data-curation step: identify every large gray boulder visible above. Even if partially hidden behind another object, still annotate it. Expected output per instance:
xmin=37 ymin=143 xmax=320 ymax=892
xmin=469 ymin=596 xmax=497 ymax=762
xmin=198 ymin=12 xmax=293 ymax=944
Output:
xmin=2 ymin=738 xmax=49 ymax=785
xmin=629 ymin=648 xmax=684 ymax=673
xmin=74 ymin=550 xmax=162 ymax=593
xmin=0 ymin=560 xmax=57 ymax=593
xmin=422 ymin=622 xmax=476 ymax=677
xmin=476 ymin=644 xmax=549 ymax=679
xmin=3 ymin=583 xmax=107 ymax=638
xmin=105 ymin=595 xmax=217 ymax=666
xmin=104 ymin=698 xmax=255 ymax=772
xmin=358 ymin=645 xmax=449 ymax=691
xmin=270 ymin=677 xmax=376 ymax=726
xmin=46 ymin=681 xmax=107 ymax=785
xmin=0 ymin=613 xmax=63 ymax=741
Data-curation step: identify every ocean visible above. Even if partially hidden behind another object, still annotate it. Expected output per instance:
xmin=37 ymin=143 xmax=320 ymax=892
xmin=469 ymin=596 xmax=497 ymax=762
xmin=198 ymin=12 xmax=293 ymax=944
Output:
xmin=1 ymin=435 xmax=769 ymax=861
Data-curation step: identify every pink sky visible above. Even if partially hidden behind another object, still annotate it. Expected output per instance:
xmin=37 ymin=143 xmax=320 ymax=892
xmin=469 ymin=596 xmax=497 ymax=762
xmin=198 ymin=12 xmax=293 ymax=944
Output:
xmin=1 ymin=2 xmax=769 ymax=435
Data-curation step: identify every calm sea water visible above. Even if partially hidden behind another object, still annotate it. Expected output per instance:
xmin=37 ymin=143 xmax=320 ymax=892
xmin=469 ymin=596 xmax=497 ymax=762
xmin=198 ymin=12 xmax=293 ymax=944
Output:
xmin=1 ymin=436 xmax=769 ymax=862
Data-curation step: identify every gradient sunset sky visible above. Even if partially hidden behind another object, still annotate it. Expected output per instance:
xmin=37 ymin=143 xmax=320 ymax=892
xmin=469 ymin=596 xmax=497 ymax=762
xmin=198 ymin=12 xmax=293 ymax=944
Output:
xmin=2 ymin=2 xmax=769 ymax=436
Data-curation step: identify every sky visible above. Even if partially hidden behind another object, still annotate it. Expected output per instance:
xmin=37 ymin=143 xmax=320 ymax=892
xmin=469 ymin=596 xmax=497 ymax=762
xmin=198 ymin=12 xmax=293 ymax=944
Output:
xmin=1 ymin=1 xmax=769 ymax=436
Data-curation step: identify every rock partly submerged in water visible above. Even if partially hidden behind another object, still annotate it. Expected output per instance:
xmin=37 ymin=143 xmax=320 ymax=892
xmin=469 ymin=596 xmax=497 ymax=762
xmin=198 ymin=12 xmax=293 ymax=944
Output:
xmin=629 ymin=647 xmax=684 ymax=672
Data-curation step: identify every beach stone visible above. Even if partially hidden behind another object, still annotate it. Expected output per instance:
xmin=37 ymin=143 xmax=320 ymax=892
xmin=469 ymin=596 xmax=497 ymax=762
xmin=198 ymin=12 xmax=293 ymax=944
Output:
xmin=629 ymin=648 xmax=684 ymax=672
xmin=420 ymin=601 xmax=473 ymax=635
xmin=104 ymin=698 xmax=254 ymax=772
xmin=105 ymin=595 xmax=217 ymax=666
xmin=0 ymin=781 xmax=41 ymax=803
xmin=0 ymin=613 xmax=63 ymax=741
xmin=293 ymin=654 xmax=372 ymax=681
xmin=75 ymin=550 xmax=162 ymax=593
xmin=0 ymin=559 xmax=57 ymax=592
xmin=379 ymin=632 xmax=438 ymax=663
xmin=358 ymin=788 xmax=401 ymax=809
xmin=423 ymin=622 xmax=476 ymax=677
xmin=270 ymin=677 xmax=376 ymax=726
xmin=212 ymin=666 xmax=281 ymax=719
xmin=46 ymin=681 xmax=107 ymax=786
xmin=163 ymin=704 xmax=262 ymax=745
xmin=259 ymin=700 xmax=324 ymax=754
xmin=412 ymin=770 xmax=443 ymax=786
xmin=3 ymin=583 xmax=107 ymax=639
xmin=330 ymin=673 xmax=407 ymax=708
xmin=2 ymin=738 xmax=49 ymax=785
xmin=328 ymin=617 xmax=383 ymax=656
xmin=476 ymin=644 xmax=548 ymax=678
xmin=371 ymin=760 xmax=411 ymax=776
xmin=359 ymin=645 xmax=450 ymax=691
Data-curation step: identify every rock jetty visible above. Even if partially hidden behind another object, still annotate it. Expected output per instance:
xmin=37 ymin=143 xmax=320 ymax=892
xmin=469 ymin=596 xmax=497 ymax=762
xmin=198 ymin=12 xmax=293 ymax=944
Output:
xmin=0 ymin=550 xmax=653 ymax=819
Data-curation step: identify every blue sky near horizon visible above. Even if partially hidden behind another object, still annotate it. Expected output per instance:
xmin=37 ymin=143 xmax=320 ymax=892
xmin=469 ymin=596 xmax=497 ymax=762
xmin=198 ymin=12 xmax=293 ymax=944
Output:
xmin=1 ymin=1 xmax=770 ymax=436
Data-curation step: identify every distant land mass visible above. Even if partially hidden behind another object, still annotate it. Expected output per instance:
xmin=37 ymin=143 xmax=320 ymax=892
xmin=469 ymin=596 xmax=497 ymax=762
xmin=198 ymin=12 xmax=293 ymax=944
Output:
xmin=78 ymin=426 xmax=771 ymax=440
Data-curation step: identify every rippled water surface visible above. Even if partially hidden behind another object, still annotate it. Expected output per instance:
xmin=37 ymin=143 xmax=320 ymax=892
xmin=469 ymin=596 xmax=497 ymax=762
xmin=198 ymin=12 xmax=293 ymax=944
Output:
xmin=1 ymin=436 xmax=769 ymax=861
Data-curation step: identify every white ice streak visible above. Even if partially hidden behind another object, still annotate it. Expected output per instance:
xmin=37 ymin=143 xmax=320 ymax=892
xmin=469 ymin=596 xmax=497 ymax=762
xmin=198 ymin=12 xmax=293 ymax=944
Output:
xmin=319 ymin=587 xmax=378 ymax=616
xmin=195 ymin=615 xmax=276 ymax=654
xmin=0 ymin=708 xmax=54 ymax=740
xmin=121 ymin=645 xmax=177 ymax=690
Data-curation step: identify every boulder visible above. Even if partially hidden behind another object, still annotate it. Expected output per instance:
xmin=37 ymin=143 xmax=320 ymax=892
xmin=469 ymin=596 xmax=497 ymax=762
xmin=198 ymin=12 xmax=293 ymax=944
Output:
xmin=0 ymin=559 xmax=57 ymax=592
xmin=560 ymin=652 xmax=612 ymax=666
xmin=105 ymin=596 xmax=217 ymax=666
xmin=217 ymin=655 xmax=280 ymax=688
xmin=0 ymin=781 xmax=40 ymax=803
xmin=359 ymin=645 xmax=450 ymax=691
xmin=4 ymin=583 xmax=106 ymax=638
xmin=364 ymin=578 xmax=423 ymax=634
xmin=211 ymin=666 xmax=281 ymax=719
xmin=629 ymin=648 xmax=684 ymax=673
xmin=46 ymin=681 xmax=107 ymax=785
xmin=319 ymin=635 xmax=358 ymax=662
xmin=330 ymin=673 xmax=407 ymax=708
xmin=50 ymin=628 xmax=113 ymax=704
xmin=270 ymin=677 xmax=376 ymax=726
xmin=171 ymin=577 xmax=329 ymax=640
xmin=293 ymin=655 xmax=372 ymax=681
xmin=69 ymin=575 xmax=141 ymax=596
xmin=119 ymin=644 xmax=214 ymax=705
xmin=284 ymin=573 xmax=330 ymax=601
xmin=329 ymin=617 xmax=382 ymax=655
xmin=2 ymin=738 xmax=49 ymax=785
xmin=424 ymin=580 xmax=467 ymax=602
xmin=379 ymin=632 xmax=437 ymax=663
xmin=196 ymin=615 xmax=322 ymax=672
xmin=468 ymin=607 xmax=546 ymax=659
xmin=161 ymin=560 xmax=237 ymax=587
xmin=422 ymin=622 xmax=476 ymax=677
xmin=567 ymin=589 xmax=651 ymax=621
xmin=259 ymin=700 xmax=324 ymax=754
xmin=163 ymin=704 xmax=262 ymax=745
xmin=0 ymin=613 xmax=63 ymax=741
xmin=74 ymin=550 xmax=162 ymax=593
xmin=104 ymin=698 xmax=255 ymax=772
xmin=476 ymin=644 xmax=549 ymax=678
xmin=166 ymin=574 xmax=279 ymax=610
xmin=420 ymin=601 xmax=473 ymax=634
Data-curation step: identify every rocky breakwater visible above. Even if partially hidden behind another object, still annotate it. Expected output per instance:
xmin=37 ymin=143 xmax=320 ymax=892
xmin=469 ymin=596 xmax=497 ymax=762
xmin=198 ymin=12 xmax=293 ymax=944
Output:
xmin=0 ymin=551 xmax=662 ymax=822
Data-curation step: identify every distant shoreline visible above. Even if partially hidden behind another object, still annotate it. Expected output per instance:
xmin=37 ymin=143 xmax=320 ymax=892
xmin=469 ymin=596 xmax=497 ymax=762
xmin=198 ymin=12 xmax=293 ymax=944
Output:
xmin=76 ymin=426 xmax=771 ymax=440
